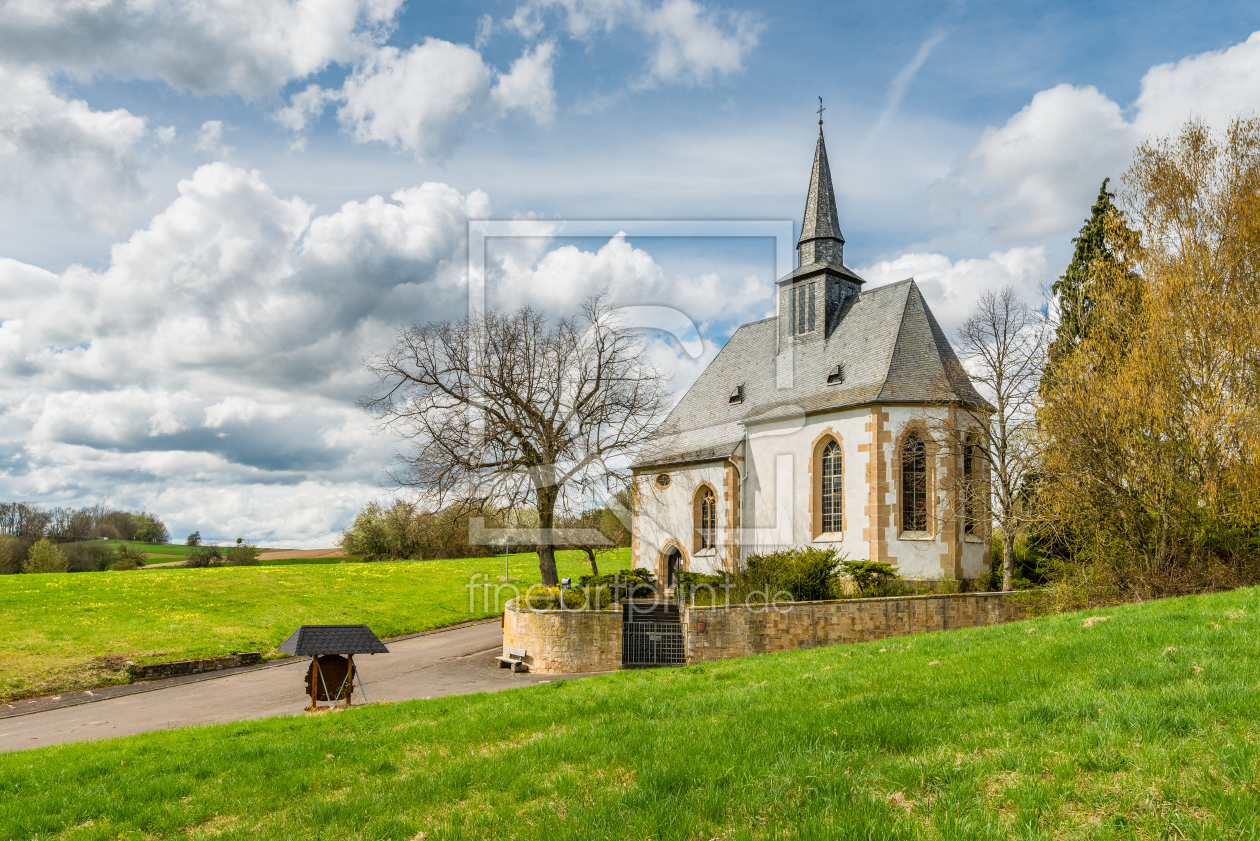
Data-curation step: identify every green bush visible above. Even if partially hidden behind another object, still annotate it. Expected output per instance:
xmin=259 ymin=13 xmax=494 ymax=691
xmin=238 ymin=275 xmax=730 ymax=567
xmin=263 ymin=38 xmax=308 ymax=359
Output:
xmin=112 ymin=544 xmax=147 ymax=571
xmin=184 ymin=546 xmax=224 ymax=568
xmin=736 ymin=546 xmax=843 ymax=602
xmin=676 ymin=571 xmax=730 ymax=604
xmin=22 ymin=538 xmax=68 ymax=574
xmin=577 ymin=567 xmax=656 ymax=600
xmin=226 ymin=543 xmax=260 ymax=566
xmin=521 ymin=585 xmax=613 ymax=610
xmin=838 ymin=559 xmax=901 ymax=596
xmin=62 ymin=541 xmax=118 ymax=572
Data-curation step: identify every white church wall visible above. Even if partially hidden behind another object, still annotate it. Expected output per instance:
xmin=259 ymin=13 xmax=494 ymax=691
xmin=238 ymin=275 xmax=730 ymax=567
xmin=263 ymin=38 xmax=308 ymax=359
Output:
xmin=633 ymin=461 xmax=731 ymax=578
xmin=632 ymin=405 xmax=992 ymax=586
xmin=881 ymin=404 xmax=992 ymax=582
xmin=742 ymin=407 xmax=870 ymax=563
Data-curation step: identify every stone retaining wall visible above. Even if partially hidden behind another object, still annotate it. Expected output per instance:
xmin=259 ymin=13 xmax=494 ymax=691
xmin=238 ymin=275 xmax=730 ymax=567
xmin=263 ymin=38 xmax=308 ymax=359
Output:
xmin=502 ymin=599 xmax=623 ymax=674
xmin=683 ymin=593 xmax=1027 ymax=664
xmin=127 ymin=652 xmax=261 ymax=680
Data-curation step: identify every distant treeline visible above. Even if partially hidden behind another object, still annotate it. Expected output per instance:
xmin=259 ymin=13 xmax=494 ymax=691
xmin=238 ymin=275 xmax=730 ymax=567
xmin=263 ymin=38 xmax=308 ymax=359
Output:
xmin=338 ymin=497 xmax=631 ymax=569
xmin=0 ymin=502 xmax=169 ymax=544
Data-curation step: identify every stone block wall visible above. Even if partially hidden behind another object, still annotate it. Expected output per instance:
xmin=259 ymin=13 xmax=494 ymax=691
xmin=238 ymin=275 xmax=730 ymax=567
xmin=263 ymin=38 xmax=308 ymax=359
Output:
xmin=502 ymin=599 xmax=623 ymax=674
xmin=128 ymin=652 xmax=262 ymax=680
xmin=683 ymin=592 xmax=1026 ymax=664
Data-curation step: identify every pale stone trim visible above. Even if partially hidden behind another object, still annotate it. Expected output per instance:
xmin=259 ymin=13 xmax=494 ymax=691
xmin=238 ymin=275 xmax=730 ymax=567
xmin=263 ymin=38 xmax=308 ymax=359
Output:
xmin=722 ymin=458 xmax=741 ymax=572
xmin=861 ymin=406 xmax=894 ymax=566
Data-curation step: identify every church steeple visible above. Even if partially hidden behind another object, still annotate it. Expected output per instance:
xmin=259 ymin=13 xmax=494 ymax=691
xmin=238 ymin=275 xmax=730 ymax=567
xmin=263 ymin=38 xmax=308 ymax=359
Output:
xmin=797 ymin=126 xmax=845 ymax=267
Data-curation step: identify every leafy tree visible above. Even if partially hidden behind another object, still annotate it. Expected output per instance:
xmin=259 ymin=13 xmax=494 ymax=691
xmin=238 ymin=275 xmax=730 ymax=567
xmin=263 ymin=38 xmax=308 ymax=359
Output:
xmin=1039 ymin=117 xmax=1260 ymax=605
xmin=339 ymin=500 xmax=424 ymax=561
xmin=186 ymin=531 xmax=202 ymax=546
xmin=0 ymin=536 xmax=24 ymax=574
xmin=23 ymin=538 xmax=68 ymax=574
xmin=131 ymin=513 xmax=168 ymax=543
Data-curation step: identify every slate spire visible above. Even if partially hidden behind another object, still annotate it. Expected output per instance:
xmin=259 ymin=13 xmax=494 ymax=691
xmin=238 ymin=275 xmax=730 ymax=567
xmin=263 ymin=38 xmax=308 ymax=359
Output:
xmin=797 ymin=126 xmax=845 ymax=267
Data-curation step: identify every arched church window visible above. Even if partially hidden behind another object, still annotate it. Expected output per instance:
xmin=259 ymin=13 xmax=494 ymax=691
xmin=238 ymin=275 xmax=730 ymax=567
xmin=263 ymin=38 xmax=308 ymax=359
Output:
xmin=821 ymin=440 xmax=842 ymax=533
xmin=697 ymin=487 xmax=716 ymax=550
xmin=962 ymin=439 xmax=977 ymax=536
xmin=902 ymin=436 xmax=928 ymax=532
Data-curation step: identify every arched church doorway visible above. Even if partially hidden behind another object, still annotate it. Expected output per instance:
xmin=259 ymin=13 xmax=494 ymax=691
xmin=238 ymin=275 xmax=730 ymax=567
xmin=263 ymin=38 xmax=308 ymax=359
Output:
xmin=666 ymin=547 xmax=682 ymax=589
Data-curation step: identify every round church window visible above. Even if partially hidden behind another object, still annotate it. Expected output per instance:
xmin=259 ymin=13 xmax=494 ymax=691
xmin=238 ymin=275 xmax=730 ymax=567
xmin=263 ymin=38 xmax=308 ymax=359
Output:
xmin=655 ymin=473 xmax=671 ymax=489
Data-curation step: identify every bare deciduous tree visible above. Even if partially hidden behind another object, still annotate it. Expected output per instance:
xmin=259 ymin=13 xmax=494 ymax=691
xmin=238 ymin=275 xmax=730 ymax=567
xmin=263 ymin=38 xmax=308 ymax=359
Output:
xmin=360 ymin=295 xmax=668 ymax=585
xmin=955 ymin=286 xmax=1049 ymax=590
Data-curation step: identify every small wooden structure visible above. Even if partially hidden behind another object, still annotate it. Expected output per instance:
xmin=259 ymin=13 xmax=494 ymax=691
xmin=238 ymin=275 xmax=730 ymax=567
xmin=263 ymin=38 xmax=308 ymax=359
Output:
xmin=496 ymin=646 xmax=529 ymax=672
xmin=277 ymin=624 xmax=389 ymax=711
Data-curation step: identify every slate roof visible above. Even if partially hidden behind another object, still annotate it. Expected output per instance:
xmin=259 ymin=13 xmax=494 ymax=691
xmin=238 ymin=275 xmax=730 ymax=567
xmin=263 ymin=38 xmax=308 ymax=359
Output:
xmin=634 ymin=279 xmax=993 ymax=469
xmin=277 ymin=625 xmax=390 ymax=656
xmin=797 ymin=129 xmax=845 ymax=266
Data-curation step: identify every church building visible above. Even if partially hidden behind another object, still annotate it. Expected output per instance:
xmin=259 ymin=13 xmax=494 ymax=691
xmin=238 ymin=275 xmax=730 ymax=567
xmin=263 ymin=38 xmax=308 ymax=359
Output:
xmin=631 ymin=122 xmax=994 ymax=586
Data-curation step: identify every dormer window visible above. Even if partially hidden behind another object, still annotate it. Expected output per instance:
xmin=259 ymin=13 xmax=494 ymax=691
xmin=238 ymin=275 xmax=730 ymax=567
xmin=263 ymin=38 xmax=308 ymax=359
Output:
xmin=827 ymin=364 xmax=845 ymax=385
xmin=729 ymin=384 xmax=744 ymax=404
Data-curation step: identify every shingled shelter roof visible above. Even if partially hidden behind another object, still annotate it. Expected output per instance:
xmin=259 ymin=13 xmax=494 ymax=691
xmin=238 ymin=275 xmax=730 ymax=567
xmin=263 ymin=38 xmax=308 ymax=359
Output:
xmin=277 ymin=625 xmax=390 ymax=656
xmin=634 ymin=278 xmax=992 ymax=469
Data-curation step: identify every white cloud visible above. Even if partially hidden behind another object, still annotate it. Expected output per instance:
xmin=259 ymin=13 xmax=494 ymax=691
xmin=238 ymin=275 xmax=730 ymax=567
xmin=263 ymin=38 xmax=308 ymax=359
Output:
xmin=0 ymin=64 xmax=147 ymax=231
xmin=510 ymin=0 xmax=759 ymax=86
xmin=491 ymin=41 xmax=559 ymax=124
xmin=194 ymin=120 xmax=232 ymax=155
xmin=488 ymin=232 xmax=772 ymax=340
xmin=475 ymin=13 xmax=495 ymax=49
xmin=934 ymin=30 xmax=1260 ymax=247
xmin=639 ymin=0 xmax=760 ymax=85
xmin=273 ymin=84 xmax=338 ymax=143
xmin=941 ymin=83 xmax=1131 ymax=242
xmin=858 ymin=247 xmax=1049 ymax=339
xmin=336 ymin=39 xmax=494 ymax=159
xmin=155 ymin=125 xmax=177 ymax=143
xmin=304 ymin=38 xmax=558 ymax=160
xmin=1134 ymin=31 xmax=1260 ymax=137
xmin=0 ymin=163 xmax=490 ymax=544
xmin=0 ymin=0 xmax=405 ymax=98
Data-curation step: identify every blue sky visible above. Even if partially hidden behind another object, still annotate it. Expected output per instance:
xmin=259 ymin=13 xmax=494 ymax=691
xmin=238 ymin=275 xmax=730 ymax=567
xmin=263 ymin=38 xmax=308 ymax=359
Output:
xmin=0 ymin=0 xmax=1258 ymax=545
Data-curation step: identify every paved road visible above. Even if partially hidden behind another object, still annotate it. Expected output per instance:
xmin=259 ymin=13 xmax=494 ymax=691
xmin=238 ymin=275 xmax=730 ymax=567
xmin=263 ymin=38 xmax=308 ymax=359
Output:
xmin=0 ymin=621 xmax=594 ymax=753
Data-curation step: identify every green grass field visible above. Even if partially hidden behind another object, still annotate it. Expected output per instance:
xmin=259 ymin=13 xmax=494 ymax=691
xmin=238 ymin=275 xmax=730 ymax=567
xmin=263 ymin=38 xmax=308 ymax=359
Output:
xmin=4 ymin=587 xmax=1260 ymax=839
xmin=0 ymin=550 xmax=617 ymax=702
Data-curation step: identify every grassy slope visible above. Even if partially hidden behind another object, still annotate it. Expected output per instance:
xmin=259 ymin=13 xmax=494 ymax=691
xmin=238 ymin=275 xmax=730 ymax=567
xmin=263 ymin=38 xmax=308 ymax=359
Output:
xmin=0 ymin=550 xmax=618 ymax=702
xmin=5 ymin=588 xmax=1260 ymax=840
xmin=100 ymin=541 xmax=211 ymax=557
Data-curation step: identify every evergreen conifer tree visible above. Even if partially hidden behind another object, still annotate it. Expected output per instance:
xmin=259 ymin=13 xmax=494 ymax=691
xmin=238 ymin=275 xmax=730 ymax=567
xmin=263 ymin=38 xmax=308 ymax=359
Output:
xmin=1045 ymin=178 xmax=1134 ymax=382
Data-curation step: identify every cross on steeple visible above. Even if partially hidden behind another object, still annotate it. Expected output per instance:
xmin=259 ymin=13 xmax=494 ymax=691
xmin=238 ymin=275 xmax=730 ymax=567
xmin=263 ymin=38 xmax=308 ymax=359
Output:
xmin=817 ymin=96 xmax=825 ymax=127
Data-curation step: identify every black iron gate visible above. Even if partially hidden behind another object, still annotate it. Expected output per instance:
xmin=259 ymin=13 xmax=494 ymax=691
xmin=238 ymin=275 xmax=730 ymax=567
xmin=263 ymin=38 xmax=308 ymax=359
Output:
xmin=622 ymin=619 xmax=685 ymax=666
